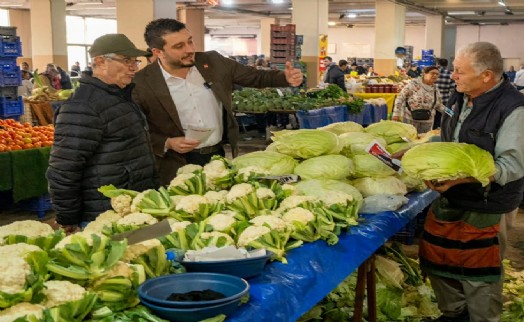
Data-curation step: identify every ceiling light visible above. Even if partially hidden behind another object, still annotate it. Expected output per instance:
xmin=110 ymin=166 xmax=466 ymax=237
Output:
xmin=447 ymin=11 xmax=476 ymax=15
xmin=221 ymin=0 xmax=233 ymax=5
xmin=271 ymin=0 xmax=284 ymax=4
xmin=328 ymin=21 xmax=336 ymax=26
xmin=498 ymin=0 xmax=506 ymax=6
xmin=74 ymin=0 xmax=103 ymax=5
xmin=346 ymin=13 xmax=357 ymax=19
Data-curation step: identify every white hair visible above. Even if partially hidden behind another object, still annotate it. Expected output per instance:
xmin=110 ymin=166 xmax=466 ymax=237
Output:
xmin=456 ymin=42 xmax=503 ymax=79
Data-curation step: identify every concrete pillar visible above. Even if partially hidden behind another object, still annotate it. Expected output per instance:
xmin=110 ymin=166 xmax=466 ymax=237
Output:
xmin=29 ymin=0 xmax=67 ymax=72
xmin=178 ymin=8 xmax=205 ymax=52
xmin=260 ymin=17 xmax=276 ymax=59
xmin=9 ymin=10 xmax=32 ymax=69
xmin=425 ymin=15 xmax=444 ymax=58
xmin=374 ymin=0 xmax=406 ymax=76
xmin=292 ymin=0 xmax=329 ymax=88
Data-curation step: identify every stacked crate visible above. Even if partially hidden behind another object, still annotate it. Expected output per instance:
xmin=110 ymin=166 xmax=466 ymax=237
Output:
xmin=0 ymin=26 xmax=23 ymax=120
xmin=270 ymin=24 xmax=302 ymax=67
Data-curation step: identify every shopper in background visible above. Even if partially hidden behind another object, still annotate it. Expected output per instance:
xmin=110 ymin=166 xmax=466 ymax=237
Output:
xmin=392 ymin=66 xmax=445 ymax=134
xmin=322 ymin=56 xmax=336 ymax=82
xmin=366 ymin=66 xmax=378 ymax=77
xmin=420 ymin=42 xmax=524 ymax=322
xmin=18 ymin=70 xmax=33 ymax=96
xmin=21 ymin=61 xmax=32 ymax=74
xmin=133 ymin=18 xmax=303 ymax=185
xmin=324 ymin=59 xmax=346 ymax=91
xmin=514 ymin=65 xmax=524 ymax=90
xmin=47 ymin=33 xmax=158 ymax=233
xmin=505 ymin=65 xmax=516 ymax=83
xmin=434 ymin=58 xmax=455 ymax=129
xmin=407 ymin=63 xmax=421 ymax=78
xmin=40 ymin=64 xmax=61 ymax=89
xmin=339 ymin=59 xmax=350 ymax=74
xmin=56 ymin=66 xmax=73 ymax=89
xmin=70 ymin=61 xmax=81 ymax=76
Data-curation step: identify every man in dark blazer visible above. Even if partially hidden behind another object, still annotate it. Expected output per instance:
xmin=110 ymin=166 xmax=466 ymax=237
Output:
xmin=133 ymin=18 xmax=303 ymax=186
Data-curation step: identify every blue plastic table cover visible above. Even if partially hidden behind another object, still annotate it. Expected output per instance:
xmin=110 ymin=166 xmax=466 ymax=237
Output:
xmin=227 ymin=189 xmax=439 ymax=322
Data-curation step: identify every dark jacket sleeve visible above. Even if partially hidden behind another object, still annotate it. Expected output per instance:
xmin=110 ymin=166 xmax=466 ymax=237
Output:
xmin=47 ymin=99 xmax=103 ymax=225
xmin=326 ymin=67 xmax=346 ymax=91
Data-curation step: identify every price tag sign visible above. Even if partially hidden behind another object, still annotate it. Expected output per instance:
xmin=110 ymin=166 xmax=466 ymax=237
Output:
xmin=276 ymin=88 xmax=284 ymax=97
xmin=257 ymin=174 xmax=300 ymax=184
xmin=365 ymin=140 xmax=402 ymax=174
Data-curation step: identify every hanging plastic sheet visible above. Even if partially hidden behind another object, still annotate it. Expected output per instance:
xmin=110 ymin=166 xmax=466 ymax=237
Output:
xmin=228 ymin=189 xmax=439 ymax=322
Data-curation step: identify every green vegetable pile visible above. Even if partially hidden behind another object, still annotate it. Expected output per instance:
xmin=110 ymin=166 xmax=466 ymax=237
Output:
xmin=232 ymin=85 xmax=364 ymax=114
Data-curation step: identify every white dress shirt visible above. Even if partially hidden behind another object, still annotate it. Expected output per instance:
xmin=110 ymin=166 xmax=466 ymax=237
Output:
xmin=159 ymin=63 xmax=223 ymax=148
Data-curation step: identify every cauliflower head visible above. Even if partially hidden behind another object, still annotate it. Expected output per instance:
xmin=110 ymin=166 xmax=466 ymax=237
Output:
xmin=206 ymin=212 xmax=237 ymax=232
xmin=117 ymin=212 xmax=158 ymax=226
xmin=0 ymin=256 xmax=31 ymax=294
xmin=111 ymin=194 xmax=133 ymax=215
xmin=175 ymin=195 xmax=210 ymax=214
xmin=42 ymin=280 xmax=86 ymax=308
xmin=0 ymin=220 xmax=54 ymax=244
xmin=226 ymin=183 xmax=254 ymax=202
xmin=281 ymin=207 xmax=315 ymax=225
xmin=237 ymin=226 xmax=271 ymax=247
xmin=0 ymin=302 xmax=45 ymax=322
xmin=177 ymin=164 xmax=203 ymax=175
xmin=167 ymin=219 xmax=192 ymax=232
xmin=249 ymin=215 xmax=288 ymax=232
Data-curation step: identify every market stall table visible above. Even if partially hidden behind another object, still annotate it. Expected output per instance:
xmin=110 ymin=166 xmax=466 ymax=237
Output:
xmin=0 ymin=147 xmax=51 ymax=215
xmin=227 ymin=189 xmax=439 ymax=322
xmin=352 ymin=93 xmax=397 ymax=116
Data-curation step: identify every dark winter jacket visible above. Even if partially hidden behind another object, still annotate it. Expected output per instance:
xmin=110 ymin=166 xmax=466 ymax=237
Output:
xmin=47 ymin=75 xmax=159 ymax=225
xmin=325 ymin=65 xmax=346 ymax=91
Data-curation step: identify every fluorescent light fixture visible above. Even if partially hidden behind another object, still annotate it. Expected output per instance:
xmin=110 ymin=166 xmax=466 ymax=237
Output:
xmin=221 ymin=0 xmax=233 ymax=5
xmin=328 ymin=21 xmax=336 ymax=26
xmin=346 ymin=13 xmax=357 ymax=18
xmin=271 ymin=0 xmax=285 ymax=3
xmin=0 ymin=4 xmax=23 ymax=7
xmin=447 ymin=11 xmax=476 ymax=15
xmin=74 ymin=1 xmax=103 ymax=5
xmin=498 ymin=0 xmax=506 ymax=6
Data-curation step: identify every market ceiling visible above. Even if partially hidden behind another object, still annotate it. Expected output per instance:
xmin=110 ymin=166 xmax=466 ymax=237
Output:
xmin=2 ymin=0 xmax=524 ymax=27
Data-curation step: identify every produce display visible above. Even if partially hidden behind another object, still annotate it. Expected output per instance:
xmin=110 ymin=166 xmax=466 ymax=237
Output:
xmin=0 ymin=119 xmax=54 ymax=152
xmin=26 ymin=69 xmax=74 ymax=102
xmin=1 ymin=119 xmax=507 ymax=321
xmin=232 ymin=84 xmax=365 ymax=114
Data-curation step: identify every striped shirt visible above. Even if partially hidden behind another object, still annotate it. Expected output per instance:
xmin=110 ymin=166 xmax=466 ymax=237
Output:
xmin=435 ymin=67 xmax=454 ymax=106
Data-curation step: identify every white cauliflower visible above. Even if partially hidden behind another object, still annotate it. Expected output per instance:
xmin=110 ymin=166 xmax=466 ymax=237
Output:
xmin=226 ymin=183 xmax=254 ymax=202
xmin=130 ymin=190 xmax=152 ymax=213
xmin=177 ymin=164 xmax=203 ymax=175
xmin=281 ymin=207 xmax=315 ymax=225
xmin=0 ymin=256 xmax=30 ymax=294
xmin=200 ymin=232 xmax=234 ymax=244
xmin=167 ymin=219 xmax=192 ymax=232
xmin=170 ymin=195 xmax=184 ymax=205
xmin=321 ymin=191 xmax=354 ymax=206
xmin=0 ymin=243 xmax=42 ymax=259
xmin=204 ymin=190 xmax=228 ymax=203
xmin=256 ymin=187 xmax=276 ymax=199
xmin=175 ymin=195 xmax=210 ymax=214
xmin=236 ymin=166 xmax=269 ymax=182
xmin=237 ymin=226 xmax=271 ymax=247
xmin=54 ymin=232 xmax=103 ymax=250
xmin=0 ymin=220 xmax=54 ymax=244
xmin=249 ymin=215 xmax=288 ymax=232
xmin=122 ymin=239 xmax=163 ymax=262
xmin=117 ymin=212 xmax=158 ymax=226
xmin=41 ymin=280 xmax=86 ymax=308
xmin=111 ymin=194 xmax=133 ymax=215
xmin=206 ymin=212 xmax=237 ymax=232
xmin=169 ymin=172 xmax=197 ymax=190
xmin=281 ymin=184 xmax=296 ymax=194
xmin=83 ymin=210 xmax=122 ymax=233
xmin=0 ymin=302 xmax=45 ymax=322
xmin=278 ymin=195 xmax=317 ymax=211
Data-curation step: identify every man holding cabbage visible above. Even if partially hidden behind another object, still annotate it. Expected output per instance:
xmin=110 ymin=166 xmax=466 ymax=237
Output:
xmin=407 ymin=42 xmax=524 ymax=322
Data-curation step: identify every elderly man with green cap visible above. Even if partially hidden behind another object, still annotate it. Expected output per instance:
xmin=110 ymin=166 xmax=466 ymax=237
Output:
xmin=47 ymin=33 xmax=159 ymax=233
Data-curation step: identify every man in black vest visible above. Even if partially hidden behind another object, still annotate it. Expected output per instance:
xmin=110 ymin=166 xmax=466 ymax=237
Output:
xmin=421 ymin=42 xmax=524 ymax=322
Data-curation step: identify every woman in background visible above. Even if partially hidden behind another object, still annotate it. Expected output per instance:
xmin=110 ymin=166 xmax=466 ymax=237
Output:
xmin=392 ymin=66 xmax=445 ymax=134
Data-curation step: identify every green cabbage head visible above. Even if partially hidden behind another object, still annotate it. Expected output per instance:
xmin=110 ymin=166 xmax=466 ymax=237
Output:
xmin=401 ymin=142 xmax=496 ymax=187
xmin=270 ymin=129 xmax=339 ymax=159
xmin=294 ymin=155 xmax=353 ymax=180
xmin=232 ymin=151 xmax=298 ymax=175
xmin=365 ymin=120 xmax=417 ymax=144
xmin=318 ymin=121 xmax=364 ymax=135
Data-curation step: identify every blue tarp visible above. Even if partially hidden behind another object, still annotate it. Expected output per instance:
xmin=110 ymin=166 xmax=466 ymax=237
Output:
xmin=228 ymin=190 xmax=439 ymax=322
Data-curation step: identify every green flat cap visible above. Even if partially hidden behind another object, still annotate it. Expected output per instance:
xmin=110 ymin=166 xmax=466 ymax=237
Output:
xmin=89 ymin=33 xmax=151 ymax=58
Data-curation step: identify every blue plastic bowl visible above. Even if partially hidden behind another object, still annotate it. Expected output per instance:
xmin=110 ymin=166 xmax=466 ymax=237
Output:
xmin=137 ymin=273 xmax=249 ymax=308
xmin=140 ymin=295 xmax=242 ymax=322
xmin=181 ymin=253 xmax=272 ymax=279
